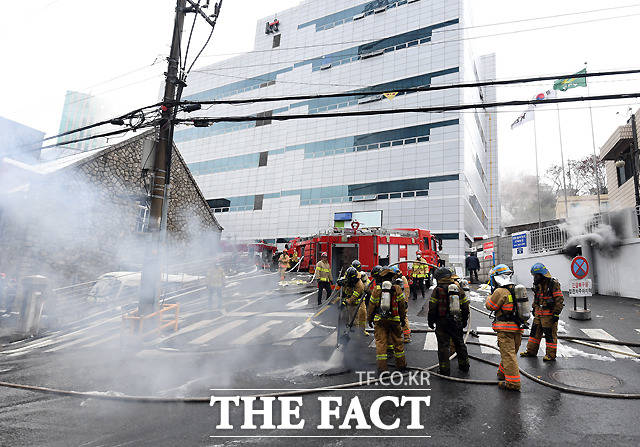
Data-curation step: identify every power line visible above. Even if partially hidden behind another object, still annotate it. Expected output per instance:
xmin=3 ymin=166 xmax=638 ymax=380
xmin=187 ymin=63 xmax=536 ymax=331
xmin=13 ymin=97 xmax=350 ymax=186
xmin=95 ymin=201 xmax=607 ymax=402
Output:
xmin=176 ymin=92 xmax=640 ymax=125
xmin=195 ymin=3 xmax=640 ymax=60
xmin=180 ymin=69 xmax=640 ymax=105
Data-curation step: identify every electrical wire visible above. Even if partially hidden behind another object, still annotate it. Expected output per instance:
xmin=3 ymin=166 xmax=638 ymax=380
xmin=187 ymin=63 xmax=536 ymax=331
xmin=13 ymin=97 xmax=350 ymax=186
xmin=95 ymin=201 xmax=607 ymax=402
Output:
xmin=186 ymin=0 xmax=223 ymax=74
xmin=181 ymin=0 xmax=201 ymax=73
xmin=175 ymin=91 xmax=640 ymax=125
xmin=195 ymin=3 xmax=640 ymax=60
xmin=180 ymin=69 xmax=640 ymax=106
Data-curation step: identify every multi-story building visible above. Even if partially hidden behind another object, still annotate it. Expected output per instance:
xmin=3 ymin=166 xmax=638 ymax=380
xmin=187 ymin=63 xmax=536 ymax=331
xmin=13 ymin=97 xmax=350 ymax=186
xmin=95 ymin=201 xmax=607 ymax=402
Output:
xmin=178 ymin=0 xmax=499 ymax=263
xmin=55 ymin=91 xmax=107 ymax=155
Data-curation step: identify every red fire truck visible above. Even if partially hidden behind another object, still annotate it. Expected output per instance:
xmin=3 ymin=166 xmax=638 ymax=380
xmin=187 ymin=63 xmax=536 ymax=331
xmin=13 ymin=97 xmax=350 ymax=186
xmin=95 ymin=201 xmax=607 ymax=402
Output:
xmin=289 ymin=226 xmax=442 ymax=281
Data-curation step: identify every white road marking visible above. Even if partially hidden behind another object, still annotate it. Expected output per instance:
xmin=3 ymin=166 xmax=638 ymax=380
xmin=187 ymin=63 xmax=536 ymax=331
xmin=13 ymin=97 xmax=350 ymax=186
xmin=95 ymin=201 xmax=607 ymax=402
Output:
xmin=320 ymin=331 xmax=337 ymax=347
xmin=161 ymin=319 xmax=214 ymax=342
xmin=423 ymin=333 xmax=438 ymax=351
xmin=581 ymin=328 xmax=638 ymax=358
xmin=44 ymin=333 xmax=106 ymax=352
xmin=84 ymin=333 xmax=120 ymax=348
xmin=274 ymin=321 xmax=314 ymax=346
xmin=231 ymin=320 xmax=281 ymax=345
xmin=477 ymin=326 xmax=499 ymax=355
xmin=189 ymin=320 xmax=247 ymax=345
xmin=286 ymin=291 xmax=316 ymax=309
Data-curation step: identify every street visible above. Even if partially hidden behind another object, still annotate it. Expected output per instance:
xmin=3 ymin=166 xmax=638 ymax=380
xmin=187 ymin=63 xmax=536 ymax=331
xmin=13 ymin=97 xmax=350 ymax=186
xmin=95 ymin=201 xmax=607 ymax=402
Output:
xmin=1 ymin=272 xmax=639 ymax=446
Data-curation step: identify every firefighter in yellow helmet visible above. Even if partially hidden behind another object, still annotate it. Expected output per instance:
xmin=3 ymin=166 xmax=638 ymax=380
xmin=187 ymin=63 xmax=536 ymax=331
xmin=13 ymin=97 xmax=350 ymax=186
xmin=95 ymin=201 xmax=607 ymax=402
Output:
xmin=367 ymin=269 xmax=407 ymax=374
xmin=315 ymin=252 xmax=333 ymax=306
xmin=390 ymin=265 xmax=411 ymax=343
xmin=485 ymin=264 xmax=523 ymax=391
xmin=520 ymin=263 xmax=564 ymax=361
xmin=339 ymin=267 xmax=368 ymax=334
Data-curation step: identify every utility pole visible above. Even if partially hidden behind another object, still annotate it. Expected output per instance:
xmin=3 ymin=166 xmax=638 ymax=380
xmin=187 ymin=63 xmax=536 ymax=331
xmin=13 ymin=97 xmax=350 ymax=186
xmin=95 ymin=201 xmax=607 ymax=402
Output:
xmin=139 ymin=0 xmax=188 ymax=317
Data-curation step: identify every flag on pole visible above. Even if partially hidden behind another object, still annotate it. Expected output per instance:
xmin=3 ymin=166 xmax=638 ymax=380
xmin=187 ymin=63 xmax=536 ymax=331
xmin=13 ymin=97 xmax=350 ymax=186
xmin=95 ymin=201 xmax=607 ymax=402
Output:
xmin=553 ymin=68 xmax=587 ymax=91
xmin=511 ymin=105 xmax=534 ymax=129
xmin=533 ymin=89 xmax=557 ymax=101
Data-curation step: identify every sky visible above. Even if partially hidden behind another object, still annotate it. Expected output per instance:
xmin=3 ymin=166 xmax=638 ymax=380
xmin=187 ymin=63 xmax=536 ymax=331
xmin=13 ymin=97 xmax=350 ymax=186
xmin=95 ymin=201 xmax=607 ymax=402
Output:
xmin=1 ymin=0 xmax=639 ymax=180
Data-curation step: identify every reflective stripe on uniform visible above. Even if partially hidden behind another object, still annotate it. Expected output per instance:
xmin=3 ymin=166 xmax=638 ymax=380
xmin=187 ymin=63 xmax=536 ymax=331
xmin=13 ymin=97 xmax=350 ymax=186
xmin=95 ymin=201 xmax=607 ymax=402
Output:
xmin=376 ymin=354 xmax=387 ymax=360
xmin=486 ymin=299 xmax=499 ymax=311
xmin=529 ymin=337 xmax=540 ymax=345
xmin=492 ymin=322 xmax=522 ymax=332
xmin=535 ymin=309 xmax=553 ymax=316
xmin=504 ymin=374 xmax=521 ymax=383
xmin=394 ymin=351 xmax=405 ymax=358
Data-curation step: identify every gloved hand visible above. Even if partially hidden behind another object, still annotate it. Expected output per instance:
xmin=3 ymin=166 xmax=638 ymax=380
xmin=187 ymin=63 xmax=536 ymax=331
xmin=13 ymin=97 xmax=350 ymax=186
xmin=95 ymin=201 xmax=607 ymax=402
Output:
xmin=341 ymin=299 xmax=347 ymax=306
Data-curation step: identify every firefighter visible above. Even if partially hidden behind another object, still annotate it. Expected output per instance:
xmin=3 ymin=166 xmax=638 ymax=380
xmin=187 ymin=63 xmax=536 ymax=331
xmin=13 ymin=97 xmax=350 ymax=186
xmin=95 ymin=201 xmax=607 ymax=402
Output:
xmin=315 ymin=252 xmax=333 ymax=306
xmin=339 ymin=267 xmax=368 ymax=334
xmin=485 ymin=264 xmax=522 ymax=391
xmin=206 ymin=263 xmax=225 ymax=309
xmin=428 ymin=267 xmax=470 ymax=375
xmin=411 ymin=251 xmax=427 ymax=300
xmin=391 ymin=265 xmax=411 ymax=343
xmin=351 ymin=259 xmax=371 ymax=306
xmin=520 ymin=263 xmax=564 ymax=361
xmin=278 ymin=251 xmax=290 ymax=281
xmin=367 ymin=273 xmax=407 ymax=374
xmin=290 ymin=250 xmax=299 ymax=270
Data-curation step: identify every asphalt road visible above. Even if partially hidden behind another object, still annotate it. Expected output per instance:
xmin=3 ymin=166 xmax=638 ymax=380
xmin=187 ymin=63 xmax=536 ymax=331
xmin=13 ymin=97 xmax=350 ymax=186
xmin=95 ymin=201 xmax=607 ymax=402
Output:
xmin=1 ymin=273 xmax=639 ymax=446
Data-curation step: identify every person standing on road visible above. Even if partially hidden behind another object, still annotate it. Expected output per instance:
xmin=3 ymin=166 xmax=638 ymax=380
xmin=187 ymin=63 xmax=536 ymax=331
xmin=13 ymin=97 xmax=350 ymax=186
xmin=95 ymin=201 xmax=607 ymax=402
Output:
xmin=485 ymin=264 xmax=522 ymax=391
xmin=410 ymin=251 xmax=427 ymax=301
xmin=465 ymin=252 xmax=480 ymax=284
xmin=206 ymin=263 xmax=225 ymax=309
xmin=339 ymin=267 xmax=367 ymax=334
xmin=428 ymin=267 xmax=470 ymax=375
xmin=520 ymin=263 xmax=564 ymax=361
xmin=367 ymin=272 xmax=407 ymax=374
xmin=315 ymin=252 xmax=333 ymax=305
xmin=278 ymin=251 xmax=290 ymax=281
xmin=392 ymin=266 xmax=412 ymax=344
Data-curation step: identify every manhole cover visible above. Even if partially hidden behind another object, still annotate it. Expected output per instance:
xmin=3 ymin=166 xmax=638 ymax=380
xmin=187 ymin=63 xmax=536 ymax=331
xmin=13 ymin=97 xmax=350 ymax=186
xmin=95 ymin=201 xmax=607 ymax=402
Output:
xmin=551 ymin=369 xmax=621 ymax=390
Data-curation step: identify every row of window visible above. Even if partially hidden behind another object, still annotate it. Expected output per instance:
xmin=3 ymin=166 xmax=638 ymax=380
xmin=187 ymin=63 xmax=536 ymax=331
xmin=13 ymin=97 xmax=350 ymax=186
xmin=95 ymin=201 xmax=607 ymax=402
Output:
xmin=176 ymin=66 xmax=460 ymax=145
xmin=207 ymin=174 xmax=459 ymax=213
xmin=298 ymin=0 xmax=421 ymax=32
xmin=186 ymin=120 xmax=459 ymax=176
xmin=183 ymin=18 xmax=459 ymax=105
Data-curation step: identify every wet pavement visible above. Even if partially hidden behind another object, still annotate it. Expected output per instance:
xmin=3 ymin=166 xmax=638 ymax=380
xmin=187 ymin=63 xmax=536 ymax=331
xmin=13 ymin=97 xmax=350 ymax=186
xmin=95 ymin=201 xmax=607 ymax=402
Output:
xmin=1 ymin=274 xmax=639 ymax=446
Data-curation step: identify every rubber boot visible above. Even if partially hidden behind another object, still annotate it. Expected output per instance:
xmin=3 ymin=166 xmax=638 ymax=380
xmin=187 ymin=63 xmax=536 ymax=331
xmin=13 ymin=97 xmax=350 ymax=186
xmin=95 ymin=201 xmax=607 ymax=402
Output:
xmin=498 ymin=381 xmax=521 ymax=392
xmin=520 ymin=351 xmax=536 ymax=357
xmin=543 ymin=355 xmax=556 ymax=362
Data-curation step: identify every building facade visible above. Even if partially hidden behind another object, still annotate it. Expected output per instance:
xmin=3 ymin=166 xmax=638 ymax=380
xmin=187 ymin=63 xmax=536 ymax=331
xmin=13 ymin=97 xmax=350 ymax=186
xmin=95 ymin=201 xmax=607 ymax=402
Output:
xmin=600 ymin=109 xmax=639 ymax=213
xmin=178 ymin=0 xmax=498 ymax=263
xmin=55 ymin=91 xmax=108 ymax=155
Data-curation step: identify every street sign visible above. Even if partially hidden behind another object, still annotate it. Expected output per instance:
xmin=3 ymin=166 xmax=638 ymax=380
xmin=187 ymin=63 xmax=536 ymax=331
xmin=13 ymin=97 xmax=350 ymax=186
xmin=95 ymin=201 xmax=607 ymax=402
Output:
xmin=569 ymin=279 xmax=592 ymax=297
xmin=571 ymin=256 xmax=589 ymax=279
xmin=512 ymin=233 xmax=527 ymax=249
xmin=483 ymin=241 xmax=494 ymax=260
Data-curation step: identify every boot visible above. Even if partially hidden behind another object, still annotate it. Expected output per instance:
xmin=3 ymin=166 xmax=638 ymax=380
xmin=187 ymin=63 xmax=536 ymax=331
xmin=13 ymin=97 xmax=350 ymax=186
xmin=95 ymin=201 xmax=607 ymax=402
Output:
xmin=458 ymin=363 xmax=470 ymax=372
xmin=520 ymin=351 xmax=536 ymax=357
xmin=498 ymin=381 xmax=521 ymax=392
xmin=543 ymin=355 xmax=556 ymax=362
xmin=497 ymin=371 xmax=505 ymax=380
xmin=438 ymin=368 xmax=450 ymax=376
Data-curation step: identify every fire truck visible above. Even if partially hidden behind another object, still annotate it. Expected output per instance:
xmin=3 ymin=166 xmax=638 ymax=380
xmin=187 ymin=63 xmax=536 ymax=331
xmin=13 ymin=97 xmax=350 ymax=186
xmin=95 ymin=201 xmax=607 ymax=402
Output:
xmin=289 ymin=226 xmax=442 ymax=281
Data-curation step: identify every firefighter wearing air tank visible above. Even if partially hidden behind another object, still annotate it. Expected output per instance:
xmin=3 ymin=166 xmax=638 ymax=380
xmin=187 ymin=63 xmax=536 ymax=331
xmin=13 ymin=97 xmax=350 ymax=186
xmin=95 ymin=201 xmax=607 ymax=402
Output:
xmin=521 ymin=263 xmax=564 ymax=361
xmin=391 ymin=265 xmax=411 ymax=343
xmin=485 ymin=264 xmax=530 ymax=391
xmin=340 ymin=267 xmax=368 ymax=333
xmin=428 ymin=267 xmax=470 ymax=375
xmin=367 ymin=272 xmax=407 ymax=373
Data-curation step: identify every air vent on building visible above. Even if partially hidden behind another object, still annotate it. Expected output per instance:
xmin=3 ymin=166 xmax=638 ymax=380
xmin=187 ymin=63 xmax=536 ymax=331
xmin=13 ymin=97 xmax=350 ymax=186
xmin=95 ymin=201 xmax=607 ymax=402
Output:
xmin=361 ymin=49 xmax=384 ymax=59
xmin=358 ymin=95 xmax=384 ymax=104
xmin=353 ymin=13 xmax=365 ymax=20
xmin=320 ymin=63 xmax=332 ymax=70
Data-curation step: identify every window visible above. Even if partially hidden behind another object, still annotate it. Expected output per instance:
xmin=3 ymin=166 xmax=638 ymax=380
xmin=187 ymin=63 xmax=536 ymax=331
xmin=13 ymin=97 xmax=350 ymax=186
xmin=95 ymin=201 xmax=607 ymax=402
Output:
xmin=258 ymin=151 xmax=269 ymax=167
xmin=254 ymin=194 xmax=264 ymax=211
xmin=272 ymin=34 xmax=281 ymax=48
xmin=616 ymin=148 xmax=635 ymax=187
xmin=255 ymin=110 xmax=272 ymax=127
xmin=135 ymin=205 xmax=149 ymax=233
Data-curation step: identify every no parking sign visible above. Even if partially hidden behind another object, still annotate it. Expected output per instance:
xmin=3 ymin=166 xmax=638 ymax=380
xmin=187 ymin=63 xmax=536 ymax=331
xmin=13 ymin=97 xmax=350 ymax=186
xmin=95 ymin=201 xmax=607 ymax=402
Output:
xmin=571 ymin=256 xmax=589 ymax=279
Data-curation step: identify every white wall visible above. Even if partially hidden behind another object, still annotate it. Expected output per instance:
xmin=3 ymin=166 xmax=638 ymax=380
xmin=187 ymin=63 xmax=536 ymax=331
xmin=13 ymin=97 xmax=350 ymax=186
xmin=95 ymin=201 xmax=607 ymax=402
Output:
xmin=594 ymin=239 xmax=640 ymax=299
xmin=512 ymin=252 xmax=574 ymax=291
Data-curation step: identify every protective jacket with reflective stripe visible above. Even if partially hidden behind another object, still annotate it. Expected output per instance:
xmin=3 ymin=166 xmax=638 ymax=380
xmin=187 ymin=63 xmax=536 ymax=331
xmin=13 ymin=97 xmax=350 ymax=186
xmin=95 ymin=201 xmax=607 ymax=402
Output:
xmin=533 ymin=278 xmax=564 ymax=318
xmin=367 ymin=284 xmax=406 ymax=323
xmin=486 ymin=287 xmax=523 ymax=333
xmin=315 ymin=260 xmax=333 ymax=282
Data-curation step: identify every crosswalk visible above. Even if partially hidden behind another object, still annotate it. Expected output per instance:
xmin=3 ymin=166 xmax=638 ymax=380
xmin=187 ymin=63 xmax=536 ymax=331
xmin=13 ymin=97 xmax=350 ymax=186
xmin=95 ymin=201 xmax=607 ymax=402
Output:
xmin=2 ymin=290 xmax=639 ymax=361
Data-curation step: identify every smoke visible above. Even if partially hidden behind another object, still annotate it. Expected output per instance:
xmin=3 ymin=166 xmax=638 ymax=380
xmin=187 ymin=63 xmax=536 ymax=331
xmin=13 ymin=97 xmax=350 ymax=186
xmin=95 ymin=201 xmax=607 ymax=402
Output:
xmin=561 ymin=210 xmax=630 ymax=258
